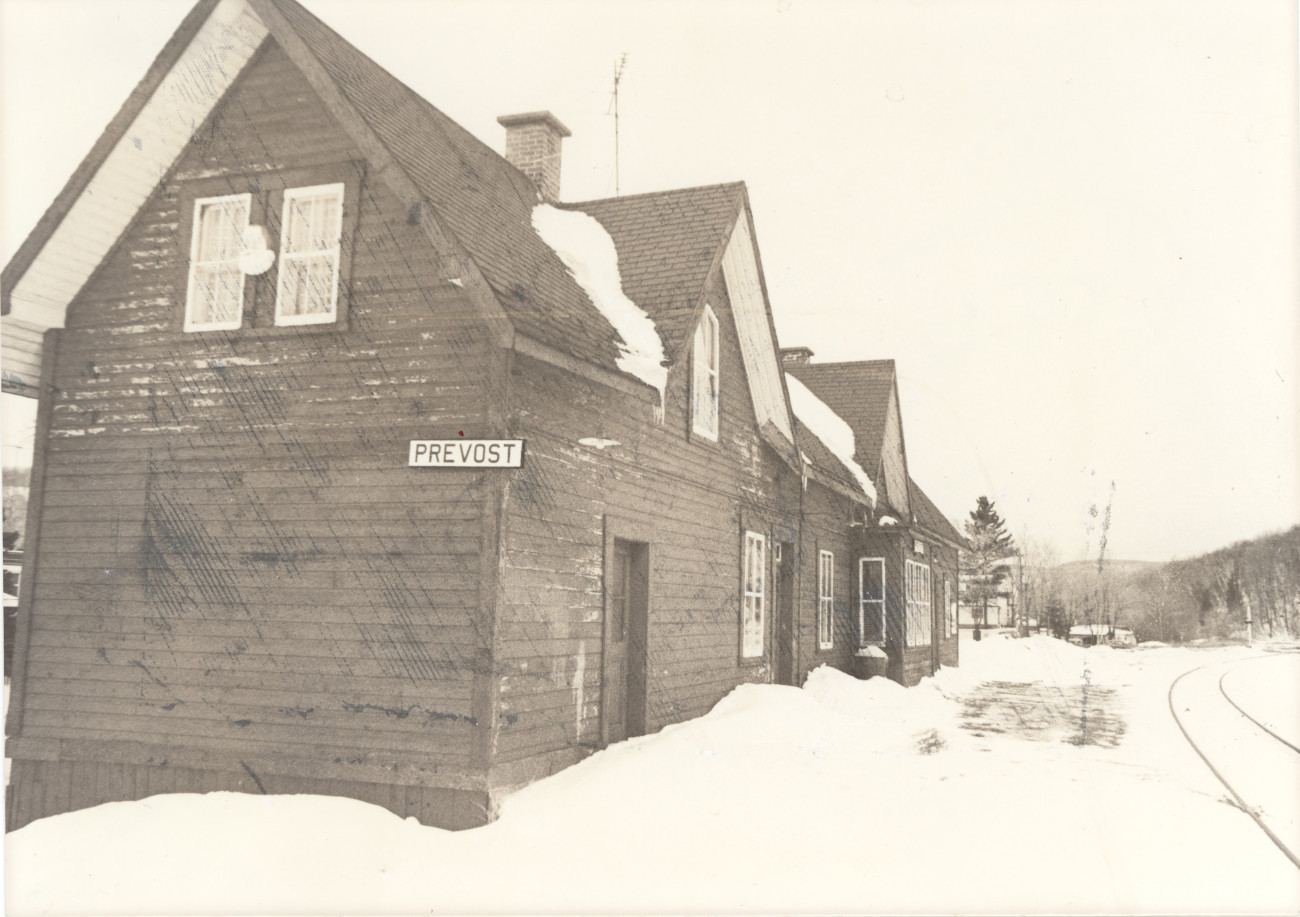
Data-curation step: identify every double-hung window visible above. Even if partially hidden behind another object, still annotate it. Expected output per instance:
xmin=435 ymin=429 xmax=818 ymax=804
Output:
xmin=276 ymin=183 xmax=344 ymax=325
xmin=185 ymin=194 xmax=250 ymax=331
xmin=818 ymin=550 xmax=835 ymax=650
xmin=945 ymin=578 xmax=955 ymax=637
xmin=859 ymin=557 xmax=885 ymax=645
xmin=741 ymin=531 xmax=766 ymax=658
xmin=692 ymin=305 xmax=720 ymax=440
xmin=905 ymin=560 xmax=932 ymax=647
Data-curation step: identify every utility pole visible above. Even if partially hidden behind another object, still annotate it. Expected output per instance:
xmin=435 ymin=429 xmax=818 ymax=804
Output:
xmin=610 ymin=54 xmax=628 ymax=196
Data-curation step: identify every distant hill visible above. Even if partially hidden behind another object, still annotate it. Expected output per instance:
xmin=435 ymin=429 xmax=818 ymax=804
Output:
xmin=1029 ymin=531 xmax=1299 ymax=643
xmin=1056 ymin=558 xmax=1159 ymax=578
xmin=1120 ymin=526 xmax=1300 ymax=642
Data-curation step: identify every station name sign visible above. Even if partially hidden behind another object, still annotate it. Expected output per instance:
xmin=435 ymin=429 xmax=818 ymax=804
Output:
xmin=409 ymin=439 xmax=524 ymax=468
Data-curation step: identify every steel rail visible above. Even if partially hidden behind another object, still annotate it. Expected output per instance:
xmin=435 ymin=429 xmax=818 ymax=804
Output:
xmin=1218 ymin=665 xmax=1300 ymax=756
xmin=1167 ymin=661 xmax=1300 ymax=871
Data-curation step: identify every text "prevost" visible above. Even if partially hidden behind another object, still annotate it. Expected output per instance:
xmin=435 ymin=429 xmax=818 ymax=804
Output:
xmin=408 ymin=440 xmax=525 ymax=467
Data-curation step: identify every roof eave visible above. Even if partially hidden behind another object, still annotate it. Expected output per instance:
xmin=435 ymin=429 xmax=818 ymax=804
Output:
xmin=1 ymin=0 xmax=224 ymax=315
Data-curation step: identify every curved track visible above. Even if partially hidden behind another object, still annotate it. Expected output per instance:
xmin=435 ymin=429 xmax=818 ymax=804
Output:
xmin=1168 ymin=652 xmax=1300 ymax=870
xmin=1219 ymin=658 xmax=1300 ymax=755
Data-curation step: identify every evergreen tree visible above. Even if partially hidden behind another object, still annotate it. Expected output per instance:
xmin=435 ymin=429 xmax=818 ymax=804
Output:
xmin=962 ymin=496 xmax=1017 ymax=630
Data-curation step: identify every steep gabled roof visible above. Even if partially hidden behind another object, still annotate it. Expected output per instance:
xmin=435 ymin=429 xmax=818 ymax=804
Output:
xmin=909 ymin=477 xmax=965 ymax=547
xmin=783 ymin=360 xmax=896 ymax=468
xmin=575 ymin=182 xmax=794 ymax=445
xmin=793 ymin=421 xmax=872 ymax=505
xmin=3 ymin=0 xmax=805 ymax=430
xmin=574 ymin=183 xmax=745 ymax=361
xmin=270 ymin=0 xmax=630 ymax=374
xmin=3 ymin=0 xmax=637 ymax=389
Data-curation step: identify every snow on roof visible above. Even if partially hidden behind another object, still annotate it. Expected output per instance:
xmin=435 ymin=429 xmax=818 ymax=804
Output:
xmin=532 ymin=204 xmax=667 ymax=402
xmin=785 ymin=374 xmax=877 ymax=504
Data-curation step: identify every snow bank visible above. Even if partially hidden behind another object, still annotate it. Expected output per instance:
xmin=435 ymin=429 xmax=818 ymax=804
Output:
xmin=7 ymin=640 xmax=1298 ymax=916
xmin=532 ymin=204 xmax=667 ymax=402
xmin=785 ymin=374 xmax=878 ymax=503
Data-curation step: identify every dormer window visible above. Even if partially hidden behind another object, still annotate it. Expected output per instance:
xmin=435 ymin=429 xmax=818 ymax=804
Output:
xmin=275 ymin=183 xmax=344 ymax=325
xmin=692 ymin=304 xmax=720 ymax=440
xmin=184 ymin=193 xmax=250 ymax=331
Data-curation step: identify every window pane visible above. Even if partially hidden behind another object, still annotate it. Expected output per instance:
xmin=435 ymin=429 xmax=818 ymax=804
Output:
xmin=861 ymin=560 xmax=884 ymax=602
xmin=304 ymin=254 xmax=336 ymax=314
xmin=192 ymin=263 xmax=242 ymax=325
xmin=197 ymin=199 xmax=246 ymax=262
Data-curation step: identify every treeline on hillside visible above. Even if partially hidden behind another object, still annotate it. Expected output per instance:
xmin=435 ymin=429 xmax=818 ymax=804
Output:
xmin=1026 ymin=526 xmax=1300 ymax=643
xmin=1125 ymin=525 xmax=1300 ymax=642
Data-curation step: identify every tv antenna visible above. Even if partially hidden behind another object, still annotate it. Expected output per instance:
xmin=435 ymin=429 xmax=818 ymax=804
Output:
xmin=608 ymin=53 xmax=629 ymax=196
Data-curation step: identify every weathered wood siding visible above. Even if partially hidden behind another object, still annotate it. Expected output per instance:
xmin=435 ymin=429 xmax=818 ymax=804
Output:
xmin=489 ymin=266 xmax=802 ymax=783
xmin=880 ymin=392 xmax=909 ymax=517
xmin=8 ymin=41 xmax=498 ymax=829
xmin=1 ymin=316 xmax=45 ymax=396
xmin=852 ymin=529 xmax=958 ymax=686
xmin=795 ymin=479 xmax=859 ymax=681
xmin=932 ymin=542 xmax=960 ymax=670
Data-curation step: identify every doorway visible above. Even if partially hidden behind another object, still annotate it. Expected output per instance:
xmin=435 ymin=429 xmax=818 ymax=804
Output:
xmin=603 ymin=538 xmax=648 ymax=744
xmin=774 ymin=541 xmax=795 ymax=685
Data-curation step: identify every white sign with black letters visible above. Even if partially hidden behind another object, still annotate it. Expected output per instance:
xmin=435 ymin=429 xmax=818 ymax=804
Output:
xmin=409 ymin=439 xmax=524 ymax=467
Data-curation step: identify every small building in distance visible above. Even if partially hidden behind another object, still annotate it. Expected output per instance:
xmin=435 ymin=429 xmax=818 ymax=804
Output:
xmin=1068 ymin=624 xmax=1136 ymax=648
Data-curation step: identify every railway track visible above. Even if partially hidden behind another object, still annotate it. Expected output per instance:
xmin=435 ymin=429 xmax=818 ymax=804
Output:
xmin=1168 ymin=652 xmax=1300 ymax=870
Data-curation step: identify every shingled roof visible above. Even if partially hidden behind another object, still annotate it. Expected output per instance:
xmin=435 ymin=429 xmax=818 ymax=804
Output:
xmin=573 ymin=184 xmax=745 ymax=361
xmin=793 ymin=421 xmax=872 ymax=505
xmin=909 ymin=477 xmax=965 ymax=547
xmin=272 ymin=0 xmax=631 ymax=374
xmin=5 ymin=0 xmax=702 ymax=394
xmin=783 ymin=360 xmax=896 ymax=473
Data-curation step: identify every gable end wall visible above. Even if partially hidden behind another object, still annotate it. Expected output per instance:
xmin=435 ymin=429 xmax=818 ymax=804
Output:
xmin=7 ymin=40 xmax=504 ymax=830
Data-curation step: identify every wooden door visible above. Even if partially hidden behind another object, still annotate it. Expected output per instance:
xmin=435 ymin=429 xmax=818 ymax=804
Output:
xmin=931 ymin=582 xmax=941 ymax=674
xmin=774 ymin=542 xmax=795 ymax=685
xmin=603 ymin=539 xmax=648 ymax=745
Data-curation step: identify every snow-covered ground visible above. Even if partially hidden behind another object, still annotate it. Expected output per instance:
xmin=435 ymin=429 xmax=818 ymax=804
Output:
xmin=6 ymin=636 xmax=1300 ymax=915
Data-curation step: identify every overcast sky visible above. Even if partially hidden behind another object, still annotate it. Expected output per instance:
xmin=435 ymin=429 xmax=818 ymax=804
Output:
xmin=1 ymin=0 xmax=1296 ymax=563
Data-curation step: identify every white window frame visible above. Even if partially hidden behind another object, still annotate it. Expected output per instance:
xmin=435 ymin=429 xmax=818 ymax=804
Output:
xmin=946 ymin=578 xmax=955 ymax=637
xmin=275 ymin=183 xmax=345 ymax=326
xmin=184 ymin=193 xmax=250 ymax=332
xmin=859 ymin=557 xmax=885 ymax=646
xmin=741 ymin=530 xmax=766 ymax=658
xmin=906 ymin=560 xmax=932 ymax=648
xmin=818 ymin=550 xmax=835 ymax=650
xmin=692 ymin=304 xmax=720 ymax=440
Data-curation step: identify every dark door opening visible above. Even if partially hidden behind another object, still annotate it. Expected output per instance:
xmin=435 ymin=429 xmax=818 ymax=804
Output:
xmin=775 ymin=541 xmax=796 ymax=686
xmin=603 ymin=538 xmax=649 ymax=744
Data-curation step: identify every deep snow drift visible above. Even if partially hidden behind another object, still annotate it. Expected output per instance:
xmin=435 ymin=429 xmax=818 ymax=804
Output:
xmin=6 ymin=635 xmax=1299 ymax=915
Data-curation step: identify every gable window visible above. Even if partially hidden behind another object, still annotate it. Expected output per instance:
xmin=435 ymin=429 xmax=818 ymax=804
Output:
xmin=859 ymin=557 xmax=885 ymax=645
xmin=906 ymin=560 xmax=932 ymax=648
xmin=692 ymin=304 xmax=720 ymax=440
xmin=741 ymin=531 xmax=766 ymax=658
xmin=275 ymin=183 xmax=345 ymax=325
xmin=185 ymin=193 xmax=250 ymax=331
xmin=818 ymin=550 xmax=835 ymax=650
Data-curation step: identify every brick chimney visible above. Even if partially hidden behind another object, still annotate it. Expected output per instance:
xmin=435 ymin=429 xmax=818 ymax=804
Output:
xmin=498 ymin=111 xmax=571 ymax=202
xmin=780 ymin=346 xmax=815 ymax=365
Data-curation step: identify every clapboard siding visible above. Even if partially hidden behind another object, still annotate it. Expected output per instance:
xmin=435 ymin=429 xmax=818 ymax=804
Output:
xmin=1 ymin=316 xmax=45 ymax=394
xmin=797 ymin=480 xmax=860 ymax=680
xmin=8 ymin=39 xmax=501 ymax=830
xmin=489 ymin=264 xmax=802 ymax=772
